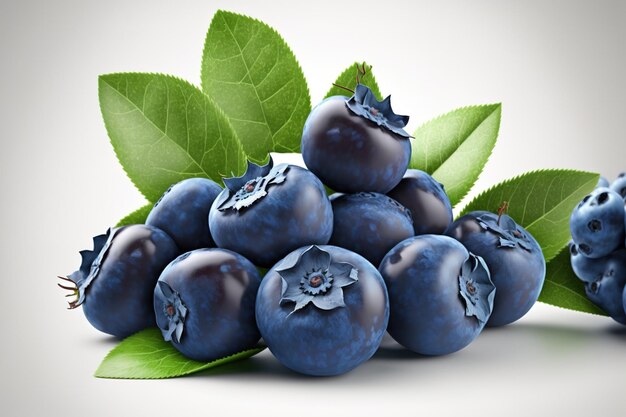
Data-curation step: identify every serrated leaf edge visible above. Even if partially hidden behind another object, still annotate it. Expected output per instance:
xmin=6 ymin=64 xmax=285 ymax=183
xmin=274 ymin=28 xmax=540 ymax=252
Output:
xmin=323 ymin=61 xmax=382 ymax=100
xmin=459 ymin=168 xmax=599 ymax=217
xmin=539 ymin=281 xmax=607 ymax=316
xmin=116 ymin=203 xmax=153 ymax=227
xmin=200 ymin=10 xmax=312 ymax=157
xmin=94 ymin=334 xmax=266 ymax=380
xmin=412 ymin=103 xmax=502 ymax=207
xmin=459 ymin=169 xmax=599 ymax=263
xmin=98 ymin=72 xmax=247 ymax=199
xmin=413 ymin=103 xmax=502 ymax=135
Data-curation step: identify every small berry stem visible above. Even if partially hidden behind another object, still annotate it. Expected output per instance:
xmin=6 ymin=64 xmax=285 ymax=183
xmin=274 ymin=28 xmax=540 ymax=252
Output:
xmin=57 ymin=275 xmax=81 ymax=309
xmin=332 ymin=83 xmax=355 ymax=94
xmin=356 ymin=62 xmax=370 ymax=85
xmin=497 ymin=201 xmax=509 ymax=226
xmin=332 ymin=62 xmax=372 ymax=95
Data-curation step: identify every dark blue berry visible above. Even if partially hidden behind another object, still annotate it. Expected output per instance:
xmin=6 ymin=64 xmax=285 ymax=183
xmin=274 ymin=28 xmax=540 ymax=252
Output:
xmin=570 ymin=187 xmax=625 ymax=258
xmin=610 ymin=173 xmax=626 ymax=201
xmin=209 ymin=157 xmax=333 ymax=268
xmin=154 ymin=248 xmax=262 ymax=361
xmin=146 ymin=178 xmax=222 ymax=252
xmin=379 ymin=235 xmax=495 ymax=355
xmin=256 ymin=245 xmax=389 ymax=376
xmin=59 ymin=225 xmax=179 ymax=338
xmin=569 ymin=241 xmax=614 ymax=283
xmin=445 ymin=211 xmax=546 ymax=327
xmin=301 ymin=85 xmax=411 ymax=193
xmin=584 ymin=259 xmax=626 ymax=325
xmin=328 ymin=192 xmax=414 ymax=267
xmin=387 ymin=169 xmax=453 ymax=235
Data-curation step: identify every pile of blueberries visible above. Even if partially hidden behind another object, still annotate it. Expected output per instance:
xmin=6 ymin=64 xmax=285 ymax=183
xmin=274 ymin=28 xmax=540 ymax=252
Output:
xmin=60 ymin=84 xmax=548 ymax=376
xmin=569 ymin=174 xmax=626 ymax=324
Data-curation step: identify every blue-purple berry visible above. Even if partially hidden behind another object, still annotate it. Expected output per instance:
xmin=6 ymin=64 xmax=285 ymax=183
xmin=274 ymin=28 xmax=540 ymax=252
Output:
xmin=146 ymin=178 xmax=222 ymax=252
xmin=379 ymin=235 xmax=495 ymax=355
xmin=154 ymin=248 xmax=261 ymax=361
xmin=570 ymin=187 xmax=625 ymax=258
xmin=387 ymin=169 xmax=453 ymax=235
xmin=445 ymin=211 xmax=545 ymax=327
xmin=209 ymin=157 xmax=333 ymax=268
xmin=329 ymin=192 xmax=414 ymax=266
xmin=256 ymin=245 xmax=389 ymax=376
xmin=610 ymin=172 xmax=626 ymax=200
xmin=59 ymin=225 xmax=179 ymax=338
xmin=301 ymin=85 xmax=411 ymax=194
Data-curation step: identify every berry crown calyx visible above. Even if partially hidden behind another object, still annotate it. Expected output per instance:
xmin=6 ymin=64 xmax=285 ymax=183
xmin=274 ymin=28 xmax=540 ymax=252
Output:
xmin=345 ymin=84 xmax=411 ymax=138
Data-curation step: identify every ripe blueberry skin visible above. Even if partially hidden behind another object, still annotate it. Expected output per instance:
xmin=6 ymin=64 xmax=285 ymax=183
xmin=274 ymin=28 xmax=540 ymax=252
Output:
xmin=379 ymin=235 xmax=492 ymax=355
xmin=329 ymin=192 xmax=414 ymax=267
xmin=209 ymin=165 xmax=333 ymax=268
xmin=154 ymin=249 xmax=262 ymax=361
xmin=570 ymin=187 xmax=625 ymax=258
xmin=610 ymin=172 xmax=626 ymax=200
xmin=570 ymin=240 xmax=626 ymax=284
xmin=568 ymin=241 xmax=622 ymax=283
xmin=256 ymin=245 xmax=389 ymax=376
xmin=597 ymin=176 xmax=610 ymax=189
xmin=146 ymin=178 xmax=222 ymax=252
xmin=387 ymin=169 xmax=453 ymax=235
xmin=445 ymin=211 xmax=546 ymax=327
xmin=82 ymin=225 xmax=179 ymax=338
xmin=301 ymin=96 xmax=411 ymax=194
xmin=584 ymin=260 xmax=626 ymax=325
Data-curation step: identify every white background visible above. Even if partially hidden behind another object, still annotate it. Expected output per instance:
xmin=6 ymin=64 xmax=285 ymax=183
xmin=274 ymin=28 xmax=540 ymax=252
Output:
xmin=1 ymin=0 xmax=625 ymax=416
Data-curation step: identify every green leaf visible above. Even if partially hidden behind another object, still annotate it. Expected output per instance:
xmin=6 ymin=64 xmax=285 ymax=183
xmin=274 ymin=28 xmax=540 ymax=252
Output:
xmin=99 ymin=73 xmax=247 ymax=202
xmin=95 ymin=328 xmax=265 ymax=379
xmin=460 ymin=169 xmax=599 ymax=262
xmin=538 ymin=246 xmax=607 ymax=315
xmin=201 ymin=10 xmax=311 ymax=163
xmin=116 ymin=204 xmax=153 ymax=227
xmin=410 ymin=104 xmax=502 ymax=207
xmin=324 ymin=62 xmax=381 ymax=99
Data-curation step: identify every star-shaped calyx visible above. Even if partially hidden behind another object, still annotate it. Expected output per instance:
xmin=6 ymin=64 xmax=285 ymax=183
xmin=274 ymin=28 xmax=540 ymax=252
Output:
xmin=57 ymin=228 xmax=116 ymax=309
xmin=345 ymin=84 xmax=411 ymax=138
xmin=216 ymin=156 xmax=289 ymax=212
xmin=154 ymin=281 xmax=188 ymax=343
xmin=477 ymin=213 xmax=533 ymax=252
xmin=458 ymin=254 xmax=496 ymax=323
xmin=277 ymin=246 xmax=358 ymax=315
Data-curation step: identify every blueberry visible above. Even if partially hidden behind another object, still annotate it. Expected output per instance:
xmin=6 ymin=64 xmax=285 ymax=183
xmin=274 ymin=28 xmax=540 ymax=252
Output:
xmin=328 ymin=192 xmax=414 ymax=267
xmin=301 ymin=84 xmax=411 ymax=193
xmin=624 ymin=204 xmax=626 ymax=248
xmin=387 ymin=169 xmax=453 ymax=235
xmin=379 ymin=235 xmax=495 ymax=355
xmin=445 ymin=211 xmax=546 ymax=327
xmin=570 ymin=187 xmax=625 ymax=258
xmin=146 ymin=178 xmax=222 ymax=252
xmin=610 ymin=172 xmax=626 ymax=200
xmin=209 ymin=157 xmax=333 ymax=268
xmin=59 ymin=225 xmax=179 ymax=338
xmin=154 ymin=248 xmax=262 ymax=361
xmin=597 ymin=176 xmax=610 ymax=189
xmin=584 ymin=257 xmax=626 ymax=325
xmin=256 ymin=245 xmax=389 ymax=376
xmin=569 ymin=241 xmax=613 ymax=283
